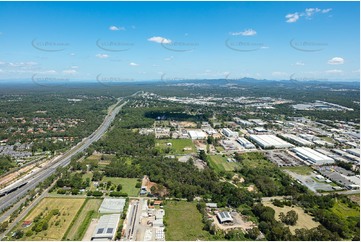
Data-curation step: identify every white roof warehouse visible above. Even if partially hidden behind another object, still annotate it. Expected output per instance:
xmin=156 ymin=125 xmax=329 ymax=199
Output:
xmin=91 ymin=214 xmax=120 ymax=241
xmin=249 ymin=135 xmax=294 ymax=149
xmin=292 ymin=147 xmax=334 ymax=165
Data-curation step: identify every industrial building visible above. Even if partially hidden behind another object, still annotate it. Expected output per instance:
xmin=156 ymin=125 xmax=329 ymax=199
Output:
xmin=346 ymin=148 xmax=360 ymax=157
xmin=299 ymin=134 xmax=317 ymax=141
xmin=236 ymin=137 xmax=256 ymax=149
xmin=292 ymin=147 xmax=335 ymax=165
xmin=91 ymin=214 xmax=120 ymax=241
xmin=254 ymin=127 xmax=267 ymax=133
xmin=249 ymin=135 xmax=294 ymax=149
xmin=280 ymin=134 xmax=314 ymax=147
xmin=249 ymin=119 xmax=267 ymax=126
xmin=205 ymin=203 xmax=217 ymax=208
xmin=222 ymin=128 xmax=239 ymax=138
xmin=188 ymin=130 xmax=207 ymax=140
xmin=216 ymin=211 xmax=233 ymax=224
xmin=234 ymin=118 xmax=253 ymax=127
xmin=99 ymin=198 xmax=126 ymax=214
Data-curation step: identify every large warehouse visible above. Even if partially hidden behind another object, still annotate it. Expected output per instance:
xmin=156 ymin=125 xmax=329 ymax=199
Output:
xmin=91 ymin=214 xmax=120 ymax=241
xmin=280 ymin=134 xmax=314 ymax=147
xmin=222 ymin=128 xmax=239 ymax=138
xmin=292 ymin=147 xmax=335 ymax=165
xmin=99 ymin=198 xmax=126 ymax=214
xmin=188 ymin=130 xmax=207 ymax=140
xmin=249 ymin=135 xmax=294 ymax=149
xmin=236 ymin=137 xmax=256 ymax=149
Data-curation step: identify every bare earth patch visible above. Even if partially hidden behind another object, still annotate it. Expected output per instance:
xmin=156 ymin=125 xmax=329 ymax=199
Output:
xmin=263 ymin=201 xmax=320 ymax=234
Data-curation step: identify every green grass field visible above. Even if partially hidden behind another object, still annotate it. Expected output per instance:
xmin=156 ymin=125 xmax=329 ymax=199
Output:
xmin=84 ymin=154 xmax=115 ymax=163
xmin=101 ymin=177 xmax=139 ymax=197
xmin=164 ymin=201 xmax=213 ymax=241
xmin=331 ymin=200 xmax=360 ymax=219
xmin=282 ymin=166 xmax=314 ymax=175
xmin=82 ymin=172 xmax=93 ymax=181
xmin=320 ymin=136 xmax=334 ymax=143
xmin=64 ymin=199 xmax=103 ymax=240
xmin=16 ymin=197 xmax=85 ymax=241
xmin=240 ymin=152 xmax=274 ymax=169
xmin=208 ymin=155 xmax=240 ymax=172
xmin=156 ymin=139 xmax=196 ymax=154
xmin=84 ymin=154 xmax=101 ymax=161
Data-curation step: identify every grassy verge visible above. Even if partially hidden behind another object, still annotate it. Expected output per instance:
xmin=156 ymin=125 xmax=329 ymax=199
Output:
xmin=63 ymin=198 xmax=102 ymax=240
xmin=164 ymin=201 xmax=213 ymax=241
xmin=331 ymin=200 xmax=360 ymax=219
xmin=282 ymin=166 xmax=314 ymax=175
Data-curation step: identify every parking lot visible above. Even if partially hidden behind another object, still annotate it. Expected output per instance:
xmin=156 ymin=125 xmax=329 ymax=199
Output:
xmin=265 ymin=150 xmax=304 ymax=167
xmin=283 ymin=170 xmax=337 ymax=193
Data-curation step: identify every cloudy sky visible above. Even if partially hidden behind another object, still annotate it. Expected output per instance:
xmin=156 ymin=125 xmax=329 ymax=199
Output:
xmin=0 ymin=1 xmax=359 ymax=82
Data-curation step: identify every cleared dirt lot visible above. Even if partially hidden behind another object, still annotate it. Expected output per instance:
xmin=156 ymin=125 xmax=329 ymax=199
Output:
xmin=214 ymin=212 xmax=255 ymax=232
xmin=263 ymin=201 xmax=320 ymax=234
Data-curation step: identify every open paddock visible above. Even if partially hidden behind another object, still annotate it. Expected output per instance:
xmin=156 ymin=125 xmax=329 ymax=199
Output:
xmin=16 ymin=197 xmax=85 ymax=241
xmin=263 ymin=201 xmax=320 ymax=234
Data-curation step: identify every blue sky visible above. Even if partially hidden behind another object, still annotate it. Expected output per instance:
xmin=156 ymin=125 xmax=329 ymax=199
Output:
xmin=0 ymin=1 xmax=359 ymax=82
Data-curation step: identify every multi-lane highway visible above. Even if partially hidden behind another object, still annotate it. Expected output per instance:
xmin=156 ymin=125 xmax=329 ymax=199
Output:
xmin=0 ymin=98 xmax=130 ymax=213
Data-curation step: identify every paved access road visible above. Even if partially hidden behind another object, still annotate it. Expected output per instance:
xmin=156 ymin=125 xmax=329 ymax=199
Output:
xmin=0 ymin=97 xmax=132 ymax=214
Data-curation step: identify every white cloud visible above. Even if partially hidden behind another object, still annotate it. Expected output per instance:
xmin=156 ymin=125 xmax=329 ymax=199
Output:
xmin=164 ymin=56 xmax=174 ymax=61
xmin=305 ymin=8 xmax=321 ymax=18
xmin=62 ymin=69 xmax=77 ymax=74
xmin=8 ymin=62 xmax=38 ymax=67
xmin=230 ymin=29 xmax=257 ymax=36
xmin=322 ymin=8 xmax=332 ymax=13
xmin=129 ymin=62 xmax=139 ymax=66
xmin=326 ymin=69 xmax=343 ymax=74
xmin=295 ymin=61 xmax=305 ymax=66
xmin=96 ymin=54 xmax=109 ymax=59
xmin=286 ymin=13 xmax=300 ymax=23
xmin=109 ymin=25 xmax=125 ymax=31
xmin=148 ymin=36 xmax=172 ymax=44
xmin=328 ymin=57 xmax=344 ymax=65
xmin=286 ymin=8 xmax=332 ymax=23
xmin=70 ymin=65 xmax=79 ymax=69
xmin=44 ymin=70 xmax=57 ymax=74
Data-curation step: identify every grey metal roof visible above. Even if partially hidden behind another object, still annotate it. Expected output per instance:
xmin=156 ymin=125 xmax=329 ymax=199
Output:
xmin=99 ymin=198 xmax=126 ymax=214
xmin=216 ymin=211 xmax=233 ymax=223
xmin=91 ymin=214 xmax=120 ymax=240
